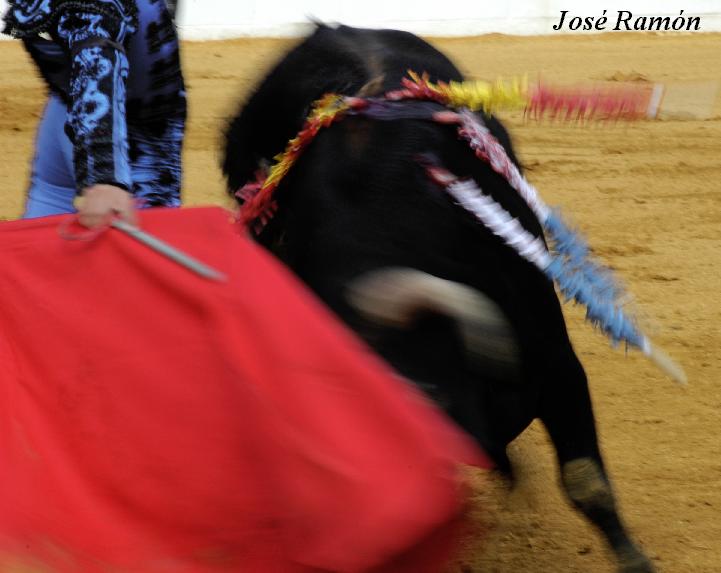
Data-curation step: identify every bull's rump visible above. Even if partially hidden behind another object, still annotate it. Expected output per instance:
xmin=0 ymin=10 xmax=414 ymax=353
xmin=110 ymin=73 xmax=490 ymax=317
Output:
xmin=0 ymin=207 xmax=483 ymax=572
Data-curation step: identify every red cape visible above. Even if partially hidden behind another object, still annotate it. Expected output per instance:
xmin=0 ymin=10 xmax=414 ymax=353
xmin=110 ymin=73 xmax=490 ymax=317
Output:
xmin=0 ymin=207 xmax=486 ymax=572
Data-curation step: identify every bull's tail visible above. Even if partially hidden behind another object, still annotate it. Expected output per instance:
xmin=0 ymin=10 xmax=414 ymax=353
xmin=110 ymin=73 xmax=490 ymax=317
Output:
xmin=346 ymin=267 xmax=520 ymax=379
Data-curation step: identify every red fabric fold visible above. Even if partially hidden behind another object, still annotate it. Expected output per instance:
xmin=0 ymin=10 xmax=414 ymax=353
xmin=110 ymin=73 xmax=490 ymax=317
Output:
xmin=0 ymin=207 xmax=485 ymax=573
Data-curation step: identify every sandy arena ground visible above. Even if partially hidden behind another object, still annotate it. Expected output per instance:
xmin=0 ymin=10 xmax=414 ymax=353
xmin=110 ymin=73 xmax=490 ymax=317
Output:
xmin=1 ymin=32 xmax=720 ymax=572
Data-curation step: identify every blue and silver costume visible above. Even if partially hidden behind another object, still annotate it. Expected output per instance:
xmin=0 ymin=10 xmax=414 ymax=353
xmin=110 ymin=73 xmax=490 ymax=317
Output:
xmin=3 ymin=0 xmax=186 ymax=216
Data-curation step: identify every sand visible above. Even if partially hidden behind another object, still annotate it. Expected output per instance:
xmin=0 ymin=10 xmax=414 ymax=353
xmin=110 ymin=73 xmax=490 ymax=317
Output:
xmin=1 ymin=31 xmax=720 ymax=572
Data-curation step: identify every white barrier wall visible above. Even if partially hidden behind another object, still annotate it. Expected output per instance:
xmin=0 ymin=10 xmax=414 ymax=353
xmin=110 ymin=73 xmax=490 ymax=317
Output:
xmin=1 ymin=0 xmax=721 ymax=38
xmin=174 ymin=0 xmax=721 ymax=38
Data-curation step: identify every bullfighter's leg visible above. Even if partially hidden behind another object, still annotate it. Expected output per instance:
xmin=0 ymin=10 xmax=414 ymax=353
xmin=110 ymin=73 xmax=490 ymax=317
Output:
xmin=538 ymin=346 xmax=655 ymax=573
xmin=23 ymin=95 xmax=77 ymax=218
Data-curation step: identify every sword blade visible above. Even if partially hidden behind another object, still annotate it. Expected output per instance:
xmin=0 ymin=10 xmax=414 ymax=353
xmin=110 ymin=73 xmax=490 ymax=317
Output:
xmin=111 ymin=219 xmax=227 ymax=282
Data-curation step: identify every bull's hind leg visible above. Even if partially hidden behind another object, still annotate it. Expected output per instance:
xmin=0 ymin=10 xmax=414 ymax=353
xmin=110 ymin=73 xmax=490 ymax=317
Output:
xmin=538 ymin=347 xmax=655 ymax=573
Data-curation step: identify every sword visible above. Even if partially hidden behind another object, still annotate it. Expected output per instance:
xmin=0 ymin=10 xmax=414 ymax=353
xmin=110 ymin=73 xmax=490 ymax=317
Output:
xmin=111 ymin=219 xmax=227 ymax=282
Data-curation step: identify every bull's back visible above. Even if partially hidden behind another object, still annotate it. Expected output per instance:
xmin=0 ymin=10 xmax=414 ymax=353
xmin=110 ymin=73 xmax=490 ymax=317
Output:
xmin=223 ymin=24 xmax=463 ymax=191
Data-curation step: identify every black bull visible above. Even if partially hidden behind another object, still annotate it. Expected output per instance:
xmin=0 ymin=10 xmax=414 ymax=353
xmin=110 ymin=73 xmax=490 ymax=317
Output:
xmin=223 ymin=24 xmax=655 ymax=573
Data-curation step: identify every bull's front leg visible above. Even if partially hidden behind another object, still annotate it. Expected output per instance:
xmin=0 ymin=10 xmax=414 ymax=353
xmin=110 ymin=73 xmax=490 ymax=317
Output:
xmin=538 ymin=347 xmax=656 ymax=573
xmin=561 ymin=457 xmax=654 ymax=573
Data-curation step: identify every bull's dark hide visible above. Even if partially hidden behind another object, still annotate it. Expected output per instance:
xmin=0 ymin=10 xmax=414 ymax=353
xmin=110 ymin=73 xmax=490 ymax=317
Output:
xmin=223 ymin=24 xmax=656 ymax=573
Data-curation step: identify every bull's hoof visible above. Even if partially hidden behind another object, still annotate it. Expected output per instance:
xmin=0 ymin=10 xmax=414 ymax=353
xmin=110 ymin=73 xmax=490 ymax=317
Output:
xmin=617 ymin=550 xmax=657 ymax=573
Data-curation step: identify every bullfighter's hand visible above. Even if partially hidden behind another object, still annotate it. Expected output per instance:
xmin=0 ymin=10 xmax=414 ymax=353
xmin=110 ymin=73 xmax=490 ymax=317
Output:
xmin=78 ymin=184 xmax=137 ymax=229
